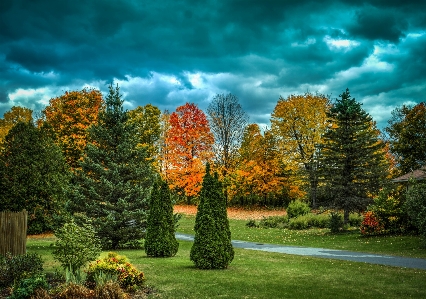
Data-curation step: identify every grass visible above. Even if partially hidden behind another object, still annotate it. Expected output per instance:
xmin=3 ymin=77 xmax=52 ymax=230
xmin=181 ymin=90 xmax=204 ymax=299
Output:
xmin=177 ymin=215 xmax=426 ymax=258
xmin=22 ymin=215 xmax=426 ymax=298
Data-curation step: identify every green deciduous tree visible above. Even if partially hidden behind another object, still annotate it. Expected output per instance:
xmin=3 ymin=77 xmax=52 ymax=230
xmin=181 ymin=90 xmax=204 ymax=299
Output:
xmin=190 ymin=163 xmax=234 ymax=269
xmin=68 ymin=84 xmax=155 ymax=249
xmin=145 ymin=179 xmax=179 ymax=257
xmin=319 ymin=89 xmax=388 ymax=224
xmin=385 ymin=102 xmax=426 ymax=175
xmin=0 ymin=106 xmax=33 ymax=147
xmin=0 ymin=122 xmax=70 ymax=234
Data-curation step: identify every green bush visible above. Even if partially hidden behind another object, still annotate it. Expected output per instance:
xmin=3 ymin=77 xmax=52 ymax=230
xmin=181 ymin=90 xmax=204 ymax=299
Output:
xmin=330 ymin=212 xmax=343 ymax=233
xmin=8 ymin=275 xmax=48 ymax=299
xmin=0 ymin=252 xmax=43 ymax=288
xmin=348 ymin=213 xmax=363 ymax=227
xmin=86 ymin=252 xmax=145 ymax=290
xmin=286 ymin=200 xmax=310 ymax=219
xmin=51 ymin=220 xmax=102 ymax=274
xmin=145 ymin=180 xmax=179 ymax=257
xmin=245 ymin=219 xmax=258 ymax=228
xmin=288 ymin=216 xmax=309 ymax=230
xmin=259 ymin=216 xmax=289 ymax=228
xmin=405 ymin=182 xmax=426 ymax=240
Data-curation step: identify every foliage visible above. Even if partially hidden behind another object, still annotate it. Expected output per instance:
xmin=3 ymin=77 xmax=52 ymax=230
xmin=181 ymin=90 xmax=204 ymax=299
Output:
xmin=360 ymin=211 xmax=384 ymax=236
xmin=41 ymin=88 xmax=104 ymax=169
xmin=8 ymin=275 xmax=48 ymax=299
xmin=145 ymin=179 xmax=179 ymax=257
xmin=229 ymin=124 xmax=304 ymax=206
xmin=51 ymin=220 xmax=101 ymax=274
xmin=259 ymin=216 xmax=289 ymax=229
xmin=329 ymin=212 xmax=344 ymax=234
xmin=56 ymin=283 xmax=93 ymax=299
xmin=271 ymin=92 xmax=330 ymax=207
xmin=286 ymin=200 xmax=311 ymax=219
xmin=319 ymin=89 xmax=388 ymax=223
xmin=405 ymin=182 xmax=426 ymax=240
xmin=207 ymin=93 xmax=249 ymax=175
xmin=245 ymin=219 xmax=258 ymax=228
xmin=94 ymin=281 xmax=126 ymax=299
xmin=385 ymin=102 xmax=426 ymax=175
xmin=190 ymin=163 xmax=234 ymax=269
xmin=86 ymin=252 xmax=145 ymax=290
xmin=127 ymin=104 xmax=162 ymax=162
xmin=367 ymin=187 xmax=409 ymax=234
xmin=163 ymin=103 xmax=214 ymax=201
xmin=68 ymin=84 xmax=155 ymax=249
xmin=0 ymin=106 xmax=33 ymax=147
xmin=0 ymin=122 xmax=70 ymax=234
xmin=0 ymin=252 xmax=43 ymax=288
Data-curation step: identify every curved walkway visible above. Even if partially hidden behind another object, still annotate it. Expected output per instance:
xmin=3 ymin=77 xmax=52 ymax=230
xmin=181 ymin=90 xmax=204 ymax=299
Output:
xmin=176 ymin=233 xmax=426 ymax=270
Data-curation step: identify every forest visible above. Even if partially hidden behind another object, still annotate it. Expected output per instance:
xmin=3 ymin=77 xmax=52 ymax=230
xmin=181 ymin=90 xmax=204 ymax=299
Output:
xmin=1 ymin=85 xmax=425 ymax=240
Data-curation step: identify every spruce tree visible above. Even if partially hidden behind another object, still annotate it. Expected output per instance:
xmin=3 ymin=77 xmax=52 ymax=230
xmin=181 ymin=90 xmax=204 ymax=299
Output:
xmin=145 ymin=179 xmax=179 ymax=257
xmin=320 ymin=89 xmax=388 ymax=224
xmin=68 ymin=84 xmax=155 ymax=249
xmin=190 ymin=163 xmax=234 ymax=269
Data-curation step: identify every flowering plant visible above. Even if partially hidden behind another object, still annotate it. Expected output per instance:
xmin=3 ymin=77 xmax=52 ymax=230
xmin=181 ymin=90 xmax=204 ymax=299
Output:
xmin=86 ymin=252 xmax=145 ymax=289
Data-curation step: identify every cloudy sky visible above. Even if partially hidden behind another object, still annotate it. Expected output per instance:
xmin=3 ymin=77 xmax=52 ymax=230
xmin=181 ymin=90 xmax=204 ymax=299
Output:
xmin=1 ymin=0 xmax=425 ymax=129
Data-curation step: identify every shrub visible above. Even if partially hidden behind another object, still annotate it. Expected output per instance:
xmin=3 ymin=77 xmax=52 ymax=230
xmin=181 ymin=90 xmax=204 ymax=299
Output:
xmin=348 ymin=213 xmax=363 ymax=227
xmin=8 ymin=275 xmax=48 ymax=299
xmin=405 ymin=182 xmax=426 ymax=239
xmin=56 ymin=282 xmax=93 ymax=299
xmin=288 ymin=216 xmax=309 ymax=230
xmin=286 ymin=200 xmax=310 ymax=219
xmin=86 ymin=252 xmax=145 ymax=290
xmin=360 ymin=211 xmax=384 ymax=236
xmin=259 ymin=216 xmax=289 ymax=228
xmin=94 ymin=281 xmax=126 ymax=299
xmin=145 ymin=180 xmax=179 ymax=257
xmin=245 ymin=219 xmax=258 ymax=228
xmin=0 ymin=252 xmax=43 ymax=288
xmin=51 ymin=220 xmax=102 ymax=274
xmin=190 ymin=164 xmax=234 ymax=269
xmin=329 ymin=212 xmax=344 ymax=233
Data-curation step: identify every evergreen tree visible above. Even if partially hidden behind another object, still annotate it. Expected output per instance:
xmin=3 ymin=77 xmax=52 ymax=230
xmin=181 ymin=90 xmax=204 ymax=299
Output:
xmin=145 ymin=179 xmax=179 ymax=257
xmin=68 ymin=84 xmax=155 ymax=249
xmin=190 ymin=163 xmax=234 ymax=269
xmin=319 ymin=89 xmax=388 ymax=224
xmin=0 ymin=122 xmax=70 ymax=234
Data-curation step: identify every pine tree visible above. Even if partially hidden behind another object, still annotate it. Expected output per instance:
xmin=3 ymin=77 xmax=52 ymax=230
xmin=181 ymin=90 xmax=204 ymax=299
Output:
xmin=190 ymin=163 xmax=234 ymax=269
xmin=320 ymin=89 xmax=388 ymax=224
xmin=145 ymin=179 xmax=179 ymax=257
xmin=0 ymin=122 xmax=70 ymax=234
xmin=68 ymin=84 xmax=155 ymax=249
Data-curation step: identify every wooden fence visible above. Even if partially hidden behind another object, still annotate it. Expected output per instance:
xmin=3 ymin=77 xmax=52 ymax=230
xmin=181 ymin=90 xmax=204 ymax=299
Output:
xmin=0 ymin=210 xmax=28 ymax=256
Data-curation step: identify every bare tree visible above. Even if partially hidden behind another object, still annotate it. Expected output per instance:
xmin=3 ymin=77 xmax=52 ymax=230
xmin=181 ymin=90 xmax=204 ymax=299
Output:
xmin=207 ymin=93 xmax=249 ymax=175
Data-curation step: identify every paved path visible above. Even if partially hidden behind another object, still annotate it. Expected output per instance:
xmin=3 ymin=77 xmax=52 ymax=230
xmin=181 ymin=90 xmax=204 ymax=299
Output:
xmin=176 ymin=233 xmax=426 ymax=270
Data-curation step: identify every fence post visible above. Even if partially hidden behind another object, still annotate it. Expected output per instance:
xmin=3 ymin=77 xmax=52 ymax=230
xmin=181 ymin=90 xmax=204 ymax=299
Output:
xmin=0 ymin=210 xmax=28 ymax=256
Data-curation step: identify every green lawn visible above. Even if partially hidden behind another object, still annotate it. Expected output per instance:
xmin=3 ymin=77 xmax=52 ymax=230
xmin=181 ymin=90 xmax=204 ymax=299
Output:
xmin=24 ymin=215 xmax=426 ymax=298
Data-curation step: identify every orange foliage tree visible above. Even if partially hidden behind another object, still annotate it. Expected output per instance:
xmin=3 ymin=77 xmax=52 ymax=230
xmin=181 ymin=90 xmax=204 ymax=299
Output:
xmin=229 ymin=124 xmax=304 ymax=206
xmin=41 ymin=88 xmax=104 ymax=169
xmin=163 ymin=103 xmax=214 ymax=202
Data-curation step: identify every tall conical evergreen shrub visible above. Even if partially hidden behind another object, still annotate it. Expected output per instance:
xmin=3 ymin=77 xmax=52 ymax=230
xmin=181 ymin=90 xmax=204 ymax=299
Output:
xmin=190 ymin=163 xmax=234 ymax=269
xmin=145 ymin=179 xmax=179 ymax=257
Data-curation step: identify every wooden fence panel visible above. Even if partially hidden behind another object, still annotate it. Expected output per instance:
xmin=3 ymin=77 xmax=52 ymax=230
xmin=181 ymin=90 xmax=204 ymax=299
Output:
xmin=0 ymin=210 xmax=28 ymax=256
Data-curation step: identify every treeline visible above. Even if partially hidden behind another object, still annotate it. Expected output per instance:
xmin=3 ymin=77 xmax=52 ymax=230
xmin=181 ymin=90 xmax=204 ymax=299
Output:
xmin=0 ymin=85 xmax=425 ymax=235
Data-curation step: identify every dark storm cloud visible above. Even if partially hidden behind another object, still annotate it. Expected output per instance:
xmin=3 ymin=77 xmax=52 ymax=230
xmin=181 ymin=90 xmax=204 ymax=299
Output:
xmin=0 ymin=0 xmax=425 ymax=129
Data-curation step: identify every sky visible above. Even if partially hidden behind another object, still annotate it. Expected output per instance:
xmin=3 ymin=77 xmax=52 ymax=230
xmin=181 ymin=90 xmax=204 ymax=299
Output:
xmin=1 ymin=0 xmax=425 ymax=130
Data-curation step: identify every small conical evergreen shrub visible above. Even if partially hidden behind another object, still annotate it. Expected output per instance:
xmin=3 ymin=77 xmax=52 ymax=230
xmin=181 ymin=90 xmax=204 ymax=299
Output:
xmin=190 ymin=163 xmax=234 ymax=269
xmin=145 ymin=179 xmax=179 ymax=257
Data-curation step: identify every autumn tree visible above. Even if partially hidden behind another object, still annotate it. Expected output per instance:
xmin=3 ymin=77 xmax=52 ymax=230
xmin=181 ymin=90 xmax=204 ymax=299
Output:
xmin=319 ymin=89 xmax=388 ymax=224
xmin=42 ymin=88 xmax=104 ymax=169
xmin=271 ymin=92 xmax=330 ymax=208
xmin=164 ymin=103 xmax=214 ymax=202
xmin=385 ymin=102 xmax=426 ymax=175
xmin=190 ymin=163 xmax=234 ymax=269
xmin=229 ymin=124 xmax=303 ymax=206
xmin=127 ymin=104 xmax=162 ymax=162
xmin=68 ymin=84 xmax=155 ymax=249
xmin=207 ymin=93 xmax=248 ymax=174
xmin=0 ymin=122 xmax=70 ymax=234
xmin=0 ymin=106 xmax=33 ymax=147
